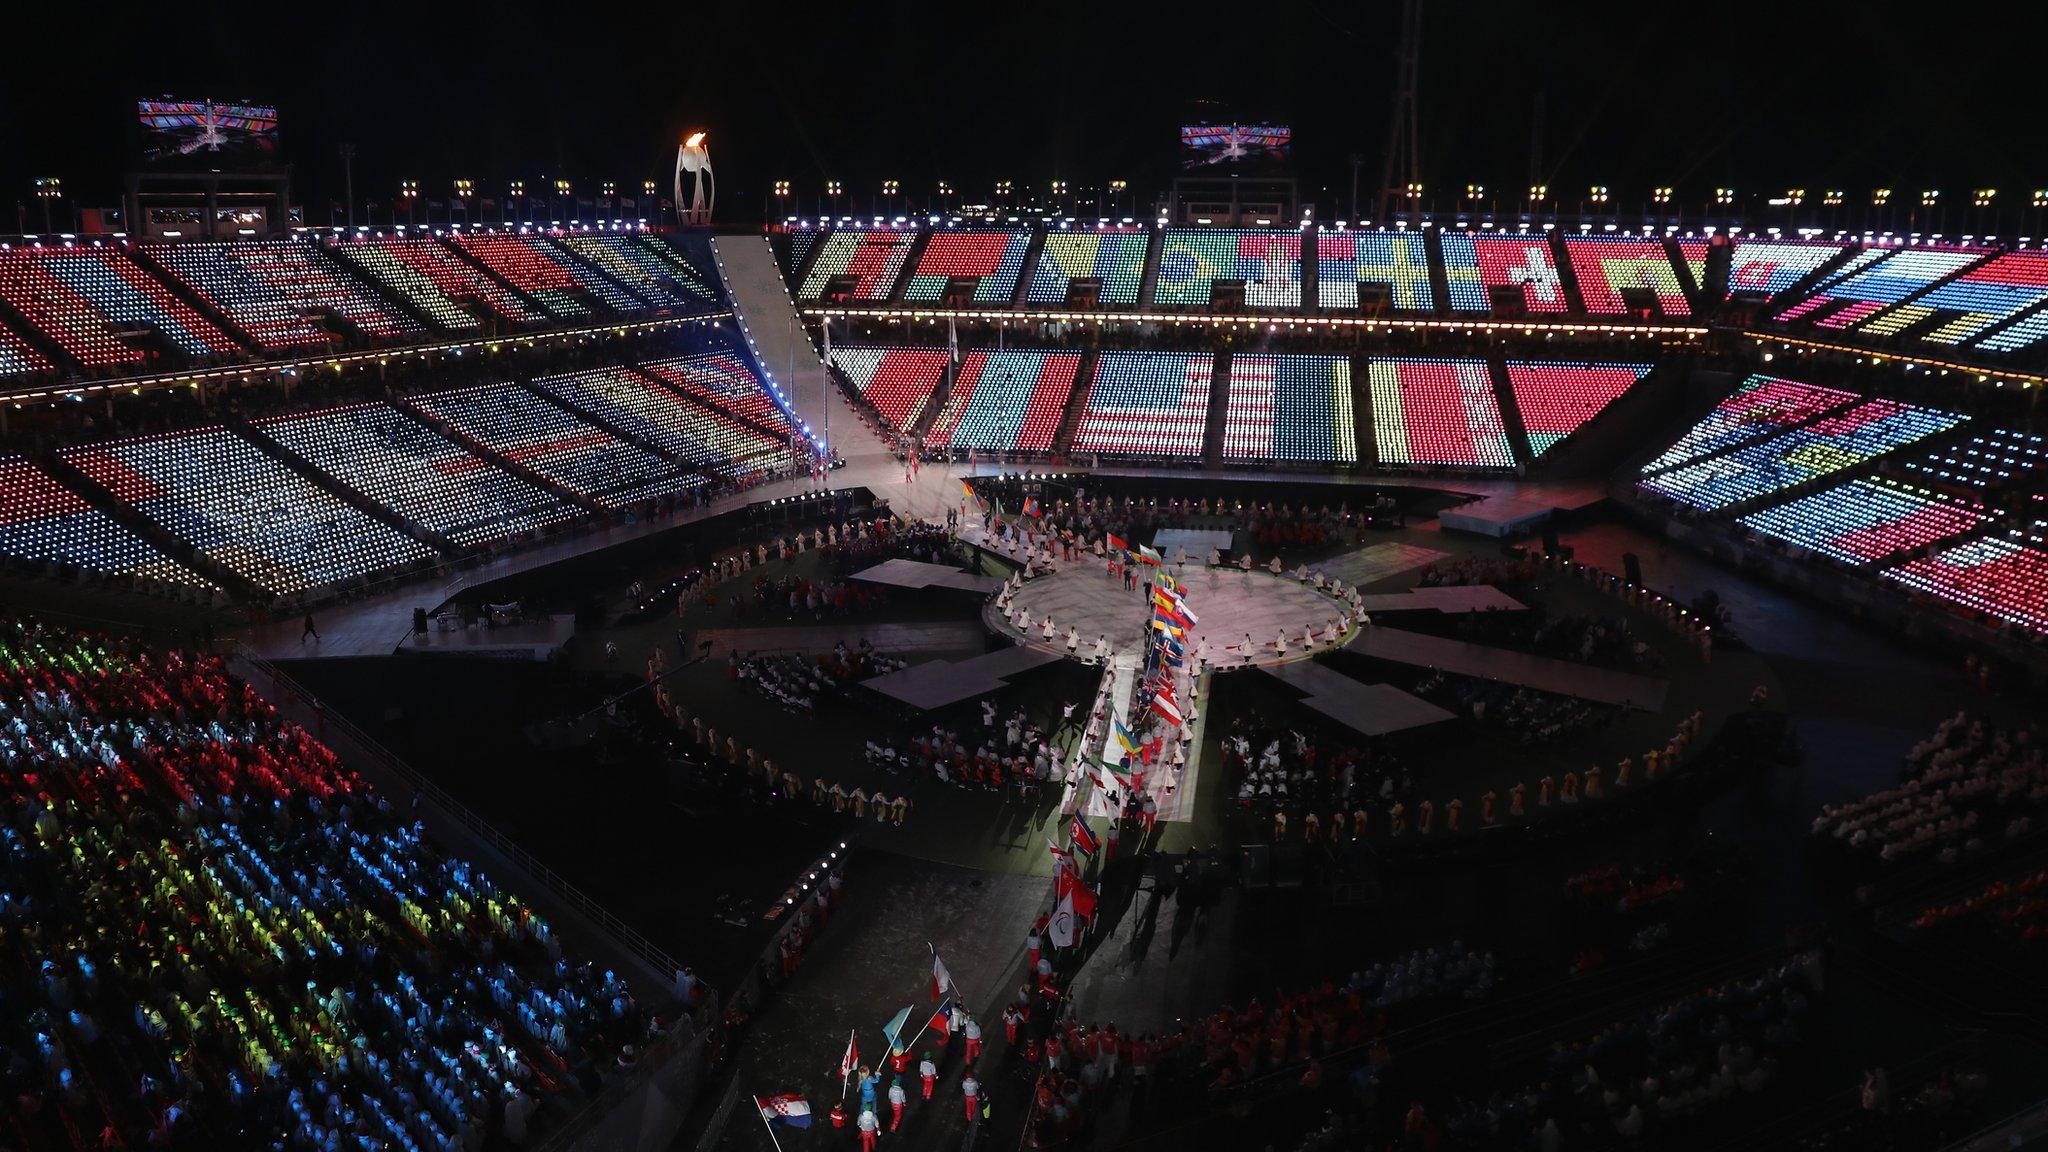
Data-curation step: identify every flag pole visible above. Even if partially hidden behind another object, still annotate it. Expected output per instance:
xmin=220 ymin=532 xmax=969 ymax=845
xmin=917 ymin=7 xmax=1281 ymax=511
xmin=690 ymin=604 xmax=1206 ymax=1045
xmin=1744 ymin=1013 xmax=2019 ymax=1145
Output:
xmin=752 ymin=1096 xmax=788 ymax=1152
xmin=841 ymin=1030 xmax=854 ymax=1100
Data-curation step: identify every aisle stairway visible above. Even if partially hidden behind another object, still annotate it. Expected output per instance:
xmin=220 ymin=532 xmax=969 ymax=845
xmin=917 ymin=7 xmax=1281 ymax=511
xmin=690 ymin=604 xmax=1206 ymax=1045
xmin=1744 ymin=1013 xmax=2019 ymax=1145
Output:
xmin=708 ymin=234 xmax=891 ymax=467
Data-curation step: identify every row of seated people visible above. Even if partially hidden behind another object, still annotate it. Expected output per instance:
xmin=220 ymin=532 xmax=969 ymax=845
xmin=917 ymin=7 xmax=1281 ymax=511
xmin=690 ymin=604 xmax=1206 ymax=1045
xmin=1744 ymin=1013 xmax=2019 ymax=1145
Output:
xmin=1406 ymin=604 xmax=1667 ymax=673
xmin=0 ymin=618 xmax=680 ymax=1152
xmin=787 ymin=228 xmax=1898 ymax=322
xmin=730 ymin=649 xmax=907 ymax=716
xmin=1641 ymin=397 xmax=1969 ymax=512
xmin=1910 ymin=867 xmax=2048 ymax=946
xmin=1412 ymin=670 xmax=1619 ymax=748
xmin=0 ymin=341 xmax=800 ymax=600
xmin=1017 ymin=942 xmax=1496 ymax=1148
xmin=1882 ymin=528 xmax=2048 ymax=638
xmin=0 ymin=455 xmax=216 ymax=595
xmin=1810 ymin=712 xmax=2047 ymax=868
xmin=1433 ymin=951 xmax=1826 ymax=1149
xmin=0 ymin=235 xmax=722 ymax=374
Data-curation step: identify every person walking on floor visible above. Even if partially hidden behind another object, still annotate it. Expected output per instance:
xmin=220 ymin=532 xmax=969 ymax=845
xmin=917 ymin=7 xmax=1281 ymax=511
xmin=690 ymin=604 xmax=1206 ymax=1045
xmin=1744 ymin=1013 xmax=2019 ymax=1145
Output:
xmin=302 ymin=611 xmax=319 ymax=642
xmin=887 ymin=1078 xmax=907 ymax=1131
xmin=961 ymin=1074 xmax=981 ymax=1123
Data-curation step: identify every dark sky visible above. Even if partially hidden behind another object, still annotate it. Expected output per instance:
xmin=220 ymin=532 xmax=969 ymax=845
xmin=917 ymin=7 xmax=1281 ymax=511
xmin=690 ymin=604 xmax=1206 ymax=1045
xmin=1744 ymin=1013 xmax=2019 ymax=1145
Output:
xmin=4 ymin=1 xmax=2045 ymax=224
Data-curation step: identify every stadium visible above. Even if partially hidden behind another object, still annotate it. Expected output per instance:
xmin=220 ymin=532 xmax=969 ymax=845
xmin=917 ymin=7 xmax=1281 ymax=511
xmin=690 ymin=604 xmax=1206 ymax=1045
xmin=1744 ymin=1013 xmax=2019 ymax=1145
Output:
xmin=2 ymin=5 xmax=2047 ymax=1151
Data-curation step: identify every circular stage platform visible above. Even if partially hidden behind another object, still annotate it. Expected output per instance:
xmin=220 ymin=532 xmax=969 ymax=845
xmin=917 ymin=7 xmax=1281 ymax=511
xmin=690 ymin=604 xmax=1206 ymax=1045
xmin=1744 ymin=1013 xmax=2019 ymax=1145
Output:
xmin=989 ymin=561 xmax=1355 ymax=666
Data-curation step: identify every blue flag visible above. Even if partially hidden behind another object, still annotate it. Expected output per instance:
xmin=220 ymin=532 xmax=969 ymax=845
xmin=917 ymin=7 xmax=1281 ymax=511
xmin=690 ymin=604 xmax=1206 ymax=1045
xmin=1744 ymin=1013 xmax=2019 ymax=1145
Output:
xmin=881 ymin=1005 xmax=913 ymax=1053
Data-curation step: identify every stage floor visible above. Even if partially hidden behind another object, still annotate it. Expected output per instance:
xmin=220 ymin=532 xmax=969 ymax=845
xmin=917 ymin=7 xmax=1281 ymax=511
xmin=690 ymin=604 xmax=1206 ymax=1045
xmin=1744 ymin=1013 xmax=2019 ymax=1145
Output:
xmin=1348 ymin=625 xmax=1670 ymax=711
xmin=1353 ymin=585 xmax=1526 ymax=614
xmin=861 ymin=645 xmax=1064 ymax=710
xmin=850 ymin=557 xmax=1005 ymax=594
xmin=1263 ymin=659 xmax=1457 ymax=736
xmin=998 ymin=562 xmax=1356 ymax=668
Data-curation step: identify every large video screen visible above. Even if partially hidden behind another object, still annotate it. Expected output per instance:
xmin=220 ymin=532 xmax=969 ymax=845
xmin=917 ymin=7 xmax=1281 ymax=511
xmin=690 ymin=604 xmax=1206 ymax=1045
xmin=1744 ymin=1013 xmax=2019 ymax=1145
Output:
xmin=1179 ymin=123 xmax=1291 ymax=171
xmin=136 ymin=98 xmax=279 ymax=168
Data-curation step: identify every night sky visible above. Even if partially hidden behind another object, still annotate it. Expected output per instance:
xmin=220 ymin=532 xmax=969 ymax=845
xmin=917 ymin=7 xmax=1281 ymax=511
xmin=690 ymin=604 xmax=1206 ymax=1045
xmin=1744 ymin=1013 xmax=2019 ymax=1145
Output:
xmin=5 ymin=1 xmax=2046 ymax=224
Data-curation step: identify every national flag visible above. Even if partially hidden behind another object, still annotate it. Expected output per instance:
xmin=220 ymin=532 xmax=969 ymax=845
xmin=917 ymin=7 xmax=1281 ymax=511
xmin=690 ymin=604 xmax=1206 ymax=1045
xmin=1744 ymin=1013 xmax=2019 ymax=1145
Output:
xmin=839 ymin=1033 xmax=860 ymax=1081
xmin=1055 ymin=869 xmax=1099 ymax=924
xmin=1150 ymin=617 xmax=1185 ymax=638
xmin=1162 ymin=590 xmax=1199 ymax=625
xmin=1071 ymin=816 xmax=1100 ymax=858
xmin=1047 ymin=838 xmax=1073 ymax=868
xmin=1106 ymin=533 xmax=1129 ymax=553
xmin=1159 ymin=645 xmax=1185 ymax=667
xmin=758 ymin=1094 xmax=813 ymax=1128
xmin=1153 ymin=599 xmax=1193 ymax=629
xmin=947 ymin=314 xmax=961 ymax=366
xmin=1022 ymin=496 xmax=1041 ymax=517
xmin=1112 ymin=717 xmax=1141 ymax=757
xmin=882 ymin=1005 xmax=913 ymax=1052
xmin=1047 ymin=892 xmax=1080 ymax=948
xmin=926 ymin=998 xmax=954 ymax=1039
xmin=1136 ymin=544 xmax=1163 ymax=566
xmin=1152 ymin=692 xmax=1185 ymax=726
xmin=930 ymin=945 xmax=955 ymax=1001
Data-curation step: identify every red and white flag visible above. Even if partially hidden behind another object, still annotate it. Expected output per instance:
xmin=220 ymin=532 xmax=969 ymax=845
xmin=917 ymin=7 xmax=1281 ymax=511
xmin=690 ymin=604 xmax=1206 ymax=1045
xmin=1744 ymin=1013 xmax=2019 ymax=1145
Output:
xmin=1151 ymin=692 xmax=1185 ymax=726
xmin=838 ymin=1032 xmax=859 ymax=1082
xmin=930 ymin=944 xmax=955 ymax=1001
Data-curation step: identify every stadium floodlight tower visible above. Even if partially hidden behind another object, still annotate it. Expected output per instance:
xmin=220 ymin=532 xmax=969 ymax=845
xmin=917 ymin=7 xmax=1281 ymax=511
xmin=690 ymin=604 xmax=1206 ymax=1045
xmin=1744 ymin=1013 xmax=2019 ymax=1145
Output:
xmin=674 ymin=131 xmax=714 ymax=225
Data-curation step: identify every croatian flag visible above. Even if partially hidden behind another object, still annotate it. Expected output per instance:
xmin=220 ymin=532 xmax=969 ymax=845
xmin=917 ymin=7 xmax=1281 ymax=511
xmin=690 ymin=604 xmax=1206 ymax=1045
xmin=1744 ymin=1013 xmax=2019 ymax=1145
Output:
xmin=757 ymin=1094 xmax=812 ymax=1128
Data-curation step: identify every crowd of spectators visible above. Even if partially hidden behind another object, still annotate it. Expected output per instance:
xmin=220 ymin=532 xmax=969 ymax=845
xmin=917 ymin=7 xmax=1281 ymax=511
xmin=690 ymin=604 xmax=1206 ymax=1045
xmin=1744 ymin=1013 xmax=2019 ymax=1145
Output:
xmin=1015 ymin=943 xmax=1497 ymax=1148
xmin=1434 ymin=951 xmax=1825 ymax=1149
xmin=0 ymin=618 xmax=681 ymax=1151
xmin=1411 ymin=671 xmax=1618 ymax=747
xmin=1810 ymin=712 xmax=2046 ymax=869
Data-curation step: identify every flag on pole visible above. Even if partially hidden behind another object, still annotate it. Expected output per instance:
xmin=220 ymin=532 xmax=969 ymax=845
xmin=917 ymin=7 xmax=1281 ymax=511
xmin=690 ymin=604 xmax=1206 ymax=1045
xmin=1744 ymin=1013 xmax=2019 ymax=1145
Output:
xmin=1112 ymin=717 xmax=1141 ymax=757
xmin=926 ymin=998 xmax=954 ymax=1039
xmin=821 ymin=316 xmax=831 ymax=362
xmin=758 ymin=1095 xmax=813 ymax=1128
xmin=1070 ymin=816 xmax=1100 ymax=858
xmin=1022 ymin=496 xmax=1041 ymax=517
xmin=882 ymin=1005 xmax=913 ymax=1053
xmin=1152 ymin=692 xmax=1186 ymax=726
xmin=947 ymin=314 xmax=960 ymax=366
xmin=1047 ymin=892 xmax=1080 ymax=948
xmin=1048 ymin=837 xmax=1073 ymax=868
xmin=839 ymin=1032 xmax=860 ymax=1082
xmin=929 ymin=945 xmax=955 ymax=1001
xmin=1106 ymin=533 xmax=1129 ymax=553
xmin=1136 ymin=544 xmax=1163 ymax=566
